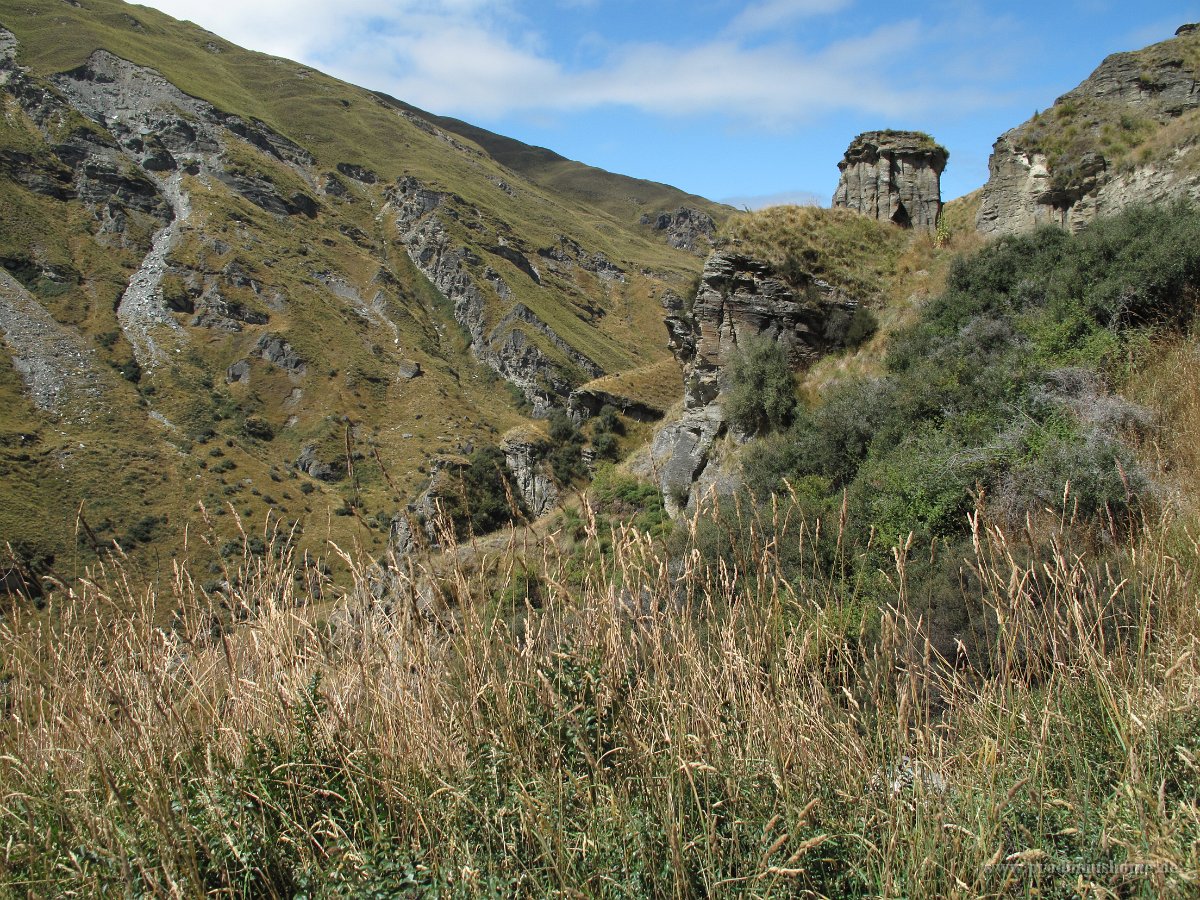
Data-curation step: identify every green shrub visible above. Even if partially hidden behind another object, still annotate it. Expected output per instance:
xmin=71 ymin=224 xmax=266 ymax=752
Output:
xmin=240 ymin=415 xmax=275 ymax=442
xmin=724 ymin=335 xmax=796 ymax=435
xmin=440 ymin=445 xmax=526 ymax=538
xmin=546 ymin=411 xmax=588 ymax=485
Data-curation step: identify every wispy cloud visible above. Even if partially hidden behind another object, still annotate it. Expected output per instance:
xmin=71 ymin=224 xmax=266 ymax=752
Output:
xmin=721 ymin=189 xmax=825 ymax=210
xmin=725 ymin=0 xmax=853 ymax=37
xmin=140 ymin=0 xmax=1006 ymax=126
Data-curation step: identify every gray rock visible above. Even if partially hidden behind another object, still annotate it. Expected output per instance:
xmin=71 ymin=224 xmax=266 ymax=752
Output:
xmin=191 ymin=287 xmax=268 ymax=331
xmin=0 ymin=269 xmax=112 ymax=422
xmin=254 ymin=334 xmax=306 ymax=377
xmin=225 ymin=359 xmax=251 ymax=384
xmin=537 ymin=236 xmax=627 ymax=281
xmin=386 ymin=175 xmax=604 ymax=413
xmin=500 ymin=429 xmax=559 ymax=517
xmin=295 ymin=445 xmax=340 ymax=481
xmin=650 ymin=405 xmax=727 ymax=516
xmin=336 ymin=162 xmax=377 ymax=184
xmin=832 ymin=130 xmax=947 ymax=231
xmin=647 ymin=250 xmax=861 ymax=514
xmin=567 ymin=385 xmax=663 ymax=424
xmin=640 ymin=207 xmax=717 ymax=252
xmin=681 ymin=251 xmax=857 ymax=412
xmin=396 ymin=359 xmax=423 ymax=380
xmin=977 ymin=28 xmax=1200 ymax=237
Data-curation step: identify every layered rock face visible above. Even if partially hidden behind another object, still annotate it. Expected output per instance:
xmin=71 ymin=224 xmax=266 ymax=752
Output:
xmin=500 ymin=428 xmax=559 ymax=517
xmin=650 ymin=251 xmax=857 ymax=514
xmin=832 ymin=131 xmax=947 ymax=231
xmin=977 ymin=26 xmax=1200 ymax=237
xmin=385 ymin=176 xmax=605 ymax=416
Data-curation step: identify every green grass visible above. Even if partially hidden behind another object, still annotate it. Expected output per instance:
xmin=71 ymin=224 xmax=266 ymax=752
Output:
xmin=1008 ymin=28 xmax=1200 ymax=191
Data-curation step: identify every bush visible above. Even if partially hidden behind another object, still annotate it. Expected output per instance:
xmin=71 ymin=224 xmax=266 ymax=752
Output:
xmin=723 ymin=335 xmax=796 ymax=435
xmin=440 ymin=445 xmax=526 ymax=539
xmin=737 ymin=202 xmax=1192 ymax=571
xmin=240 ymin=415 xmax=275 ymax=442
xmin=742 ymin=378 xmax=890 ymax=499
xmin=547 ymin=411 xmax=587 ymax=485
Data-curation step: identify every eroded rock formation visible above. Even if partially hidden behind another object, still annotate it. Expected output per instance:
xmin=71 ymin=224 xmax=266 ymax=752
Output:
xmin=385 ymin=176 xmax=604 ymax=416
xmin=500 ymin=427 xmax=559 ymax=517
xmin=977 ymin=26 xmax=1200 ymax=236
xmin=640 ymin=207 xmax=718 ymax=252
xmin=650 ymin=251 xmax=858 ymax=514
xmin=832 ymin=131 xmax=947 ymax=231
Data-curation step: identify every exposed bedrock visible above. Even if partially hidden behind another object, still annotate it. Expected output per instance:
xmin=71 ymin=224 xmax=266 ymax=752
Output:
xmin=651 ymin=250 xmax=859 ymax=515
xmin=832 ymin=130 xmax=947 ymax=231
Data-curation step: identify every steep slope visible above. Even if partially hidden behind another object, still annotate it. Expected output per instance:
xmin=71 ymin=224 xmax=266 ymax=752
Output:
xmin=978 ymin=24 xmax=1200 ymax=235
xmin=378 ymin=95 xmax=724 ymax=239
xmin=0 ymin=0 xmax=724 ymax=586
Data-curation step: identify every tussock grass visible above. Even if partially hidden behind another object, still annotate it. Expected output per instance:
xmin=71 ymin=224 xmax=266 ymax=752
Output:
xmin=1126 ymin=337 xmax=1200 ymax=505
xmin=721 ymin=206 xmax=908 ymax=301
xmin=1 ymin=494 xmax=1198 ymax=896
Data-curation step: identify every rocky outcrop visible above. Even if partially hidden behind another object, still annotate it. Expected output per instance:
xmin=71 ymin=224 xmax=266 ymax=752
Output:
xmin=0 ymin=37 xmax=325 ymax=377
xmin=295 ymin=445 xmax=341 ymax=482
xmin=650 ymin=251 xmax=858 ymax=514
xmin=385 ymin=175 xmax=603 ymax=415
xmin=640 ymin=207 xmax=717 ymax=252
xmin=567 ymin=385 xmax=663 ymax=423
xmin=833 ymin=131 xmax=947 ymax=231
xmin=536 ymin=236 xmax=626 ymax=282
xmin=977 ymin=27 xmax=1200 ymax=236
xmin=254 ymin=334 xmax=306 ymax=378
xmin=500 ymin=427 xmax=559 ymax=517
xmin=673 ymin=252 xmax=857 ymax=412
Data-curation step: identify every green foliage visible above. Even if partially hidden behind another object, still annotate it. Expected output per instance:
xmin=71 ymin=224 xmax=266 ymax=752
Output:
xmin=743 ymin=378 xmax=890 ymax=498
xmin=842 ymin=305 xmax=879 ymax=348
xmin=587 ymin=403 xmax=625 ymax=461
xmin=724 ymin=335 xmax=797 ymax=435
xmin=590 ymin=465 xmax=670 ymax=536
xmin=731 ymin=203 xmax=1200 ymax=639
xmin=440 ymin=445 xmax=525 ymax=539
xmin=120 ymin=514 xmax=165 ymax=546
xmin=545 ymin=411 xmax=588 ymax=485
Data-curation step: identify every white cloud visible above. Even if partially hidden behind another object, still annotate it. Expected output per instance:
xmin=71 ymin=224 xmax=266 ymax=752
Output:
xmin=725 ymin=0 xmax=853 ymax=37
xmin=138 ymin=0 xmax=1002 ymax=127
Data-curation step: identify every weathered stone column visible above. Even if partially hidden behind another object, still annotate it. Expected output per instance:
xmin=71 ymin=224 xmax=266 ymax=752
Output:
xmin=832 ymin=130 xmax=948 ymax=231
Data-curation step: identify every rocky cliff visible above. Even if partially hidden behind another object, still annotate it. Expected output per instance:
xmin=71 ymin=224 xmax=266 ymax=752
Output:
xmin=977 ymin=25 xmax=1200 ymax=236
xmin=649 ymin=250 xmax=858 ymax=514
xmin=832 ymin=131 xmax=947 ymax=231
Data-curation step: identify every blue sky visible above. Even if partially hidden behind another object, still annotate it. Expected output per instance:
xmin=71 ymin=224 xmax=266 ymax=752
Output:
xmin=138 ymin=0 xmax=1199 ymax=205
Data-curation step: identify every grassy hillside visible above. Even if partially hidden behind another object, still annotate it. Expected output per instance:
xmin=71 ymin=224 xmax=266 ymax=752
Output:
xmin=4 ymin=8 xmax=1200 ymax=894
xmin=379 ymin=95 xmax=730 ymax=225
xmin=0 ymin=0 xmax=724 ymax=587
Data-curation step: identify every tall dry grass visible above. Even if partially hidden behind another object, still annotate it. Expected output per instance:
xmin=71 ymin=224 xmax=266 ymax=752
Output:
xmin=0 ymin=496 xmax=1198 ymax=897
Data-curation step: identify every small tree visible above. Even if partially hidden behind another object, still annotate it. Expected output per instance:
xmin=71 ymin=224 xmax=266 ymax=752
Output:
xmin=724 ymin=335 xmax=797 ymax=435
